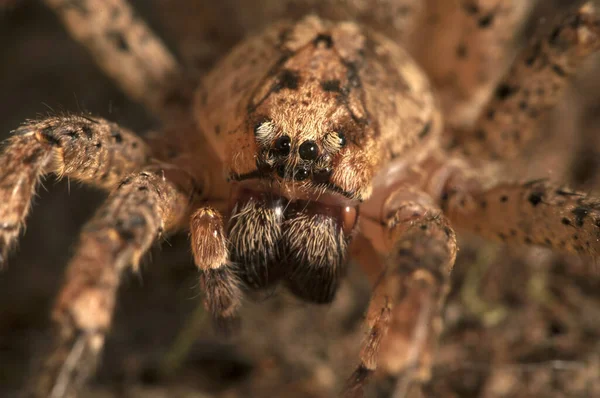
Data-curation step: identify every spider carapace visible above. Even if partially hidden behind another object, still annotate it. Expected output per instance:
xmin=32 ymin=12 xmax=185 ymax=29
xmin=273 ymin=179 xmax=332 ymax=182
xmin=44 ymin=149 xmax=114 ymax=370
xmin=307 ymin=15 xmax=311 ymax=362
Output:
xmin=1 ymin=1 xmax=600 ymax=397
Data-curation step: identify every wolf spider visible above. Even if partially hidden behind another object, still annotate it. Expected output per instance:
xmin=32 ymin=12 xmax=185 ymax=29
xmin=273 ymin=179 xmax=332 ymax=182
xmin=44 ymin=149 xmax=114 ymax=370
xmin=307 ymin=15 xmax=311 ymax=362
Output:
xmin=1 ymin=0 xmax=600 ymax=397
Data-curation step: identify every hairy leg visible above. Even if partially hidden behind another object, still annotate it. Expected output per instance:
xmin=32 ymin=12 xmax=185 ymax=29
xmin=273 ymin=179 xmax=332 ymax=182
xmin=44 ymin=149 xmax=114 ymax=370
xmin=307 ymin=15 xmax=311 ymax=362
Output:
xmin=455 ymin=2 xmax=600 ymax=159
xmin=190 ymin=207 xmax=242 ymax=334
xmin=410 ymin=0 xmax=533 ymax=128
xmin=443 ymin=171 xmax=600 ymax=258
xmin=345 ymin=193 xmax=457 ymax=397
xmin=42 ymin=0 xmax=188 ymax=118
xmin=0 ymin=115 xmax=149 ymax=267
xmin=29 ymin=170 xmax=190 ymax=398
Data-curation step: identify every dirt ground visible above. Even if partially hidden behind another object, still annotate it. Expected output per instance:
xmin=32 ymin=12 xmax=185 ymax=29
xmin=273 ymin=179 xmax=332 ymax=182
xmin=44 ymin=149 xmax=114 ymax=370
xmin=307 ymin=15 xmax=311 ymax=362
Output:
xmin=1 ymin=1 xmax=600 ymax=397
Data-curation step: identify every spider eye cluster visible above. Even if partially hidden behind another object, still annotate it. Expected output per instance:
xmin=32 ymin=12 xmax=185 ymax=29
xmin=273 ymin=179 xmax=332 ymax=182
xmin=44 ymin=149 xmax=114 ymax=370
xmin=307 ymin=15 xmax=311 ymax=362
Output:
xmin=253 ymin=119 xmax=349 ymax=183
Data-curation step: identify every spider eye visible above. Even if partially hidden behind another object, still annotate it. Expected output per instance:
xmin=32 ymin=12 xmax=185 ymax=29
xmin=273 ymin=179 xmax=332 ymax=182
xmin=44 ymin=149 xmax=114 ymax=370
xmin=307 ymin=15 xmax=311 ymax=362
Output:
xmin=294 ymin=167 xmax=310 ymax=181
xmin=274 ymin=135 xmax=291 ymax=156
xmin=337 ymin=132 xmax=346 ymax=147
xmin=299 ymin=140 xmax=319 ymax=161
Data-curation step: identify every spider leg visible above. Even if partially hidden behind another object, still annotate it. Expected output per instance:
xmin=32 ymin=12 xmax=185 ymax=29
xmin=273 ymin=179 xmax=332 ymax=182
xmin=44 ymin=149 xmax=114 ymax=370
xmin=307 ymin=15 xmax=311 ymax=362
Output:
xmin=30 ymin=169 xmax=190 ymax=398
xmin=345 ymin=192 xmax=457 ymax=397
xmin=443 ymin=171 xmax=600 ymax=258
xmin=455 ymin=2 xmax=600 ymax=159
xmin=42 ymin=0 xmax=188 ymax=118
xmin=190 ymin=207 xmax=243 ymax=335
xmin=0 ymin=115 xmax=150 ymax=267
xmin=411 ymin=0 xmax=532 ymax=128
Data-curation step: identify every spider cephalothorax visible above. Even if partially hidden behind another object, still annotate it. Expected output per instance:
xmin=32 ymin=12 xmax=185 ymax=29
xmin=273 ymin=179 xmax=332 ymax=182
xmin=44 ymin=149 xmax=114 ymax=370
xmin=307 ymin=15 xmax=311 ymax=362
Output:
xmin=1 ymin=1 xmax=600 ymax=397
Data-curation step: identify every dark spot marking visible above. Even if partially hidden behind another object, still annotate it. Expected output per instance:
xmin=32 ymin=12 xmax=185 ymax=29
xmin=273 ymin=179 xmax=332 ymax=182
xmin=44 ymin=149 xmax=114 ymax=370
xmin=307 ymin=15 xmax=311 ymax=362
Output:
xmin=495 ymin=84 xmax=518 ymax=100
xmin=500 ymin=195 xmax=509 ymax=203
xmin=552 ymin=64 xmax=567 ymax=77
xmin=111 ymin=130 xmax=123 ymax=143
xmin=545 ymin=238 xmax=552 ymax=246
xmin=528 ymin=192 xmax=543 ymax=206
xmin=480 ymin=200 xmax=487 ymax=209
xmin=549 ymin=27 xmax=562 ymax=46
xmin=81 ymin=125 xmax=93 ymax=139
xmin=498 ymin=232 xmax=507 ymax=241
xmin=525 ymin=43 xmax=541 ymax=66
xmin=107 ymin=31 xmax=129 ymax=52
xmin=94 ymin=142 xmax=102 ymax=148
xmin=464 ymin=3 xmax=479 ymax=14
xmin=273 ymin=69 xmax=299 ymax=92
xmin=118 ymin=177 xmax=133 ymax=188
xmin=524 ymin=237 xmax=532 ymax=244
xmin=418 ymin=121 xmax=432 ymax=139
xmin=110 ymin=5 xmax=121 ymax=21
xmin=456 ymin=43 xmax=468 ymax=58
xmin=519 ymin=101 xmax=528 ymax=110
xmin=572 ymin=206 xmax=589 ymax=227
xmin=40 ymin=127 xmax=61 ymax=146
xmin=478 ymin=13 xmax=495 ymax=28
xmin=561 ymin=217 xmax=571 ymax=226
xmin=475 ymin=129 xmax=486 ymax=141
xmin=345 ymin=62 xmax=362 ymax=89
xmin=321 ymin=79 xmax=341 ymax=92
xmin=313 ymin=34 xmax=333 ymax=48
xmin=510 ymin=229 xmax=517 ymax=236
xmin=215 ymin=125 xmax=221 ymax=135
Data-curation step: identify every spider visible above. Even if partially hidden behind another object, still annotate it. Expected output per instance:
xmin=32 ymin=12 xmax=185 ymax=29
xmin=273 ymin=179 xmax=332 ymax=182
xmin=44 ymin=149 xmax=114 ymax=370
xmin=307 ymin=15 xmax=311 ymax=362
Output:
xmin=1 ymin=0 xmax=600 ymax=397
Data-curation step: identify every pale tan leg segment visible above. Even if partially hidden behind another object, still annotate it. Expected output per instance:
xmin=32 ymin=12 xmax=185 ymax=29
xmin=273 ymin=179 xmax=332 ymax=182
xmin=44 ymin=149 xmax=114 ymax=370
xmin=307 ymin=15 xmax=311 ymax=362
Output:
xmin=345 ymin=196 xmax=457 ymax=397
xmin=29 ymin=170 xmax=190 ymax=398
xmin=444 ymin=176 xmax=600 ymax=258
xmin=456 ymin=2 xmax=600 ymax=159
xmin=190 ymin=207 xmax=243 ymax=335
xmin=42 ymin=0 xmax=188 ymax=118
xmin=411 ymin=0 xmax=533 ymax=128
xmin=0 ymin=115 xmax=150 ymax=267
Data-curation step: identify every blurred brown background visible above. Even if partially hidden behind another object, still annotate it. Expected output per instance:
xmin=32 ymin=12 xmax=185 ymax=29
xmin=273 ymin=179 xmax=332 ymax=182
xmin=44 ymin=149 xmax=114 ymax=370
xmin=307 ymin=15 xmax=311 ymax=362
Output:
xmin=1 ymin=1 xmax=600 ymax=397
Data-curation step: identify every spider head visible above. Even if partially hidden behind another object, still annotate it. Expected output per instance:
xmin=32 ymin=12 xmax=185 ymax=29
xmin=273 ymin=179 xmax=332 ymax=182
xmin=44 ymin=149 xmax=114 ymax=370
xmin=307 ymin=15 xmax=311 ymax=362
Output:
xmin=224 ymin=40 xmax=377 ymax=301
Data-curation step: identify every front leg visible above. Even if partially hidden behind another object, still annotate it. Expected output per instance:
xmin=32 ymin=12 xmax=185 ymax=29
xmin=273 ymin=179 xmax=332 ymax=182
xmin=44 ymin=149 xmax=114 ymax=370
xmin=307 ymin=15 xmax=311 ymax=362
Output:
xmin=29 ymin=170 xmax=191 ymax=398
xmin=346 ymin=191 xmax=457 ymax=397
xmin=190 ymin=207 xmax=243 ymax=334
xmin=0 ymin=115 xmax=149 ymax=267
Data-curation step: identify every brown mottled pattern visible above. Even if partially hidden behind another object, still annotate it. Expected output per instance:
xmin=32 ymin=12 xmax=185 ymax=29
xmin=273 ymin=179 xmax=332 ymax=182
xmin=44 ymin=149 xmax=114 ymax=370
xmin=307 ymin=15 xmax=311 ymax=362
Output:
xmin=198 ymin=15 xmax=437 ymax=201
xmin=458 ymin=3 xmax=600 ymax=159
xmin=411 ymin=0 xmax=533 ymax=128
xmin=346 ymin=205 xmax=457 ymax=396
xmin=42 ymin=0 xmax=187 ymax=119
xmin=445 ymin=178 xmax=600 ymax=258
xmin=191 ymin=207 xmax=243 ymax=333
xmin=4 ymin=1 xmax=600 ymax=397
xmin=30 ymin=171 xmax=189 ymax=398
xmin=0 ymin=115 xmax=149 ymax=267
